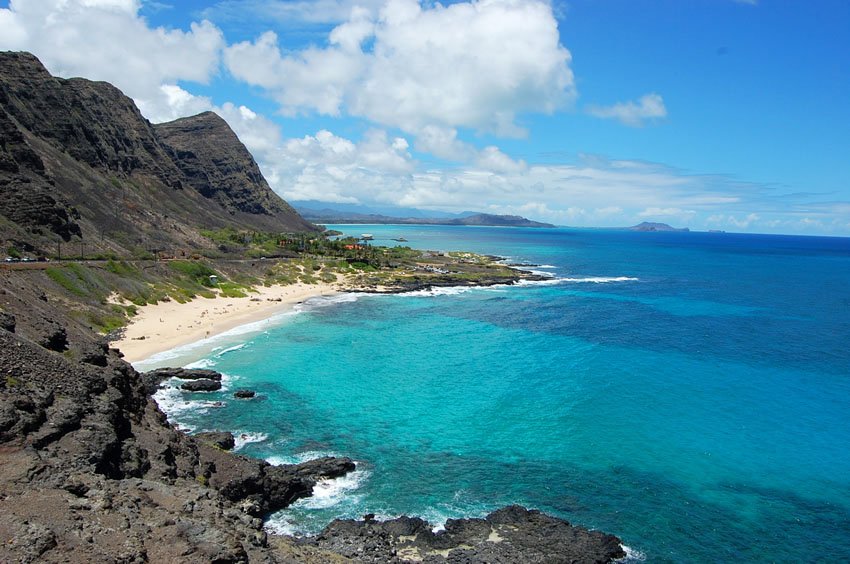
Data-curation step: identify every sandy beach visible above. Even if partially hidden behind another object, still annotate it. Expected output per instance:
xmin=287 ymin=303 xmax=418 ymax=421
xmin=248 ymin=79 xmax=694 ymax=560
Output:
xmin=113 ymin=282 xmax=339 ymax=363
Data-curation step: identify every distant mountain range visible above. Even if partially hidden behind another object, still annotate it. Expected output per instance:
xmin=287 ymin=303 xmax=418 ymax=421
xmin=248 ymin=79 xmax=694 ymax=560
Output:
xmin=295 ymin=206 xmax=556 ymax=228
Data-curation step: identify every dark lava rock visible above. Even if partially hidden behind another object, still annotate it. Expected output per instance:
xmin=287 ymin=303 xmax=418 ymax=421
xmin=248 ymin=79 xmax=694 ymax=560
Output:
xmin=303 ymin=505 xmax=626 ymax=563
xmin=34 ymin=317 xmax=68 ymax=351
xmin=0 ymin=312 xmax=15 ymax=332
xmin=180 ymin=379 xmax=221 ymax=392
xmin=233 ymin=389 xmax=255 ymax=399
xmin=147 ymin=367 xmax=223 ymax=381
xmin=79 ymin=339 xmax=109 ymax=367
xmin=144 ymin=368 xmax=224 ymax=393
xmin=202 ymin=444 xmax=356 ymax=516
xmin=194 ymin=431 xmax=235 ymax=450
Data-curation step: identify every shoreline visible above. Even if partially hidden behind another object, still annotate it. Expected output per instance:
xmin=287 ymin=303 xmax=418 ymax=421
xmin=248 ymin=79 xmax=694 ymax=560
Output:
xmin=113 ymin=281 xmax=340 ymax=363
xmin=113 ymin=259 xmax=546 ymax=364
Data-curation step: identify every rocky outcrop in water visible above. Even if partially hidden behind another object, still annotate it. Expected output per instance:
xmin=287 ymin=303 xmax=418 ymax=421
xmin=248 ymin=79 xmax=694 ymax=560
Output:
xmin=180 ymin=379 xmax=222 ymax=392
xmin=303 ymin=505 xmax=626 ymax=563
xmin=146 ymin=367 xmax=223 ymax=381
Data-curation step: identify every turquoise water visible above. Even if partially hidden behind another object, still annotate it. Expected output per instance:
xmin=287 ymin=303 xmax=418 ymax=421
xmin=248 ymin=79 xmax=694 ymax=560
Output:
xmin=145 ymin=225 xmax=850 ymax=562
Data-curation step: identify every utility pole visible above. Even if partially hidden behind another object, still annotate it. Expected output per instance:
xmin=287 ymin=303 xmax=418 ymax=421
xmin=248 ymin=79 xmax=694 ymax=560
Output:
xmin=57 ymin=240 xmax=61 ymax=261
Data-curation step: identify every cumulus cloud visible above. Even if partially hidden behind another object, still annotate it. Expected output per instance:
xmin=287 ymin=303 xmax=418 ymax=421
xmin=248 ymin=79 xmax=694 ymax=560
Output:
xmin=223 ymin=0 xmax=575 ymax=136
xmin=587 ymin=93 xmax=667 ymax=127
xmin=213 ymin=105 xmax=418 ymax=205
xmin=0 ymin=0 xmax=224 ymax=122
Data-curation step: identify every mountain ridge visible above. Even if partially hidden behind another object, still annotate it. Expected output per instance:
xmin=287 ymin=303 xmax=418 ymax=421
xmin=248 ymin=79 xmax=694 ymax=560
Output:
xmin=0 ymin=51 xmax=315 ymax=259
xmin=297 ymin=206 xmax=556 ymax=228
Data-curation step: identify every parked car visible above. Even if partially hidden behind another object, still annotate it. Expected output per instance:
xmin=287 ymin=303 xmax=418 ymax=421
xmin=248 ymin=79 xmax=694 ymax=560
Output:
xmin=4 ymin=257 xmax=20 ymax=263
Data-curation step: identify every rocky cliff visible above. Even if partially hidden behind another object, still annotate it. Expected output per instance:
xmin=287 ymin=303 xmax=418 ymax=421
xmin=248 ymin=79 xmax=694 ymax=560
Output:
xmin=155 ymin=112 xmax=304 ymax=221
xmin=0 ymin=51 xmax=315 ymax=258
xmin=0 ymin=269 xmax=356 ymax=562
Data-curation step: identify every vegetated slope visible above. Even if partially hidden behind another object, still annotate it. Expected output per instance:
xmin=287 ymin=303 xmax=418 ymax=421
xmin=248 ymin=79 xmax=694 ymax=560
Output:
xmin=0 ymin=51 xmax=316 ymax=259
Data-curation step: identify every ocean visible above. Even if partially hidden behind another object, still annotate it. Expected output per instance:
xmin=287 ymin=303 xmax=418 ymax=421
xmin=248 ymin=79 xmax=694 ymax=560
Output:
xmin=139 ymin=225 xmax=850 ymax=562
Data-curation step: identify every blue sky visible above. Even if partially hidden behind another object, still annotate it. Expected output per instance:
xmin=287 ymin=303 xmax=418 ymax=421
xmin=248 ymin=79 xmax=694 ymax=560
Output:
xmin=1 ymin=0 xmax=849 ymax=234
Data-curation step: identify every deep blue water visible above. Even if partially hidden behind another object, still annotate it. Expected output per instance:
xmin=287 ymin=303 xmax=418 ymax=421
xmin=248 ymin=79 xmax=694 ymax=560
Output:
xmin=144 ymin=226 xmax=850 ymax=562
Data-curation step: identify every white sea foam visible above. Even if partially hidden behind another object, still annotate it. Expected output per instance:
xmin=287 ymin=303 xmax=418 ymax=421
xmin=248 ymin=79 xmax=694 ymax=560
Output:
xmin=295 ymin=466 xmax=371 ymax=510
xmin=266 ymin=450 xmax=339 ymax=465
xmin=215 ymin=309 xmax=300 ymax=338
xmin=233 ymin=431 xmax=269 ymax=451
xmin=152 ymin=384 xmax=224 ymax=430
xmin=264 ymin=462 xmax=371 ymax=537
xmin=135 ymin=343 xmax=210 ymax=369
xmin=183 ymin=357 xmax=216 ymax=369
xmin=526 ymin=268 xmax=558 ymax=278
xmin=615 ymin=545 xmax=647 ymax=562
xmin=215 ymin=343 xmax=246 ymax=357
xmin=515 ymin=277 xmax=564 ymax=286
xmin=297 ymin=292 xmax=364 ymax=311
xmin=264 ymin=516 xmax=300 ymax=537
xmin=404 ymin=286 xmax=479 ymax=297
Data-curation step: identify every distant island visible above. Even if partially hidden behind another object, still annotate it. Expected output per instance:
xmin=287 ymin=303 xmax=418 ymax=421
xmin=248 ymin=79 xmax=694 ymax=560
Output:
xmin=296 ymin=207 xmax=556 ymax=228
xmin=626 ymin=222 xmax=690 ymax=232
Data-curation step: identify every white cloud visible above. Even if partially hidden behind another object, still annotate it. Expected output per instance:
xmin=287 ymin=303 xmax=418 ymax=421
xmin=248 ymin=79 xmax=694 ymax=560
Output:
xmin=0 ymin=0 xmax=224 ymax=123
xmin=223 ymin=0 xmax=575 ymax=136
xmin=135 ymin=85 xmax=214 ymax=123
xmin=0 ymin=7 xmax=27 ymax=44
xmin=81 ymin=0 xmax=139 ymax=11
xmin=476 ymin=146 xmax=528 ymax=175
xmin=224 ymin=30 xmax=364 ymax=116
xmin=212 ymin=106 xmax=418 ymax=206
xmin=587 ymin=93 xmax=667 ymax=127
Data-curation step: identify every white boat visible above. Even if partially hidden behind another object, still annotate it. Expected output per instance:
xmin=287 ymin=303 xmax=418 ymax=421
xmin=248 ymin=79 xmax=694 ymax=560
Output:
xmin=360 ymin=233 xmax=374 ymax=240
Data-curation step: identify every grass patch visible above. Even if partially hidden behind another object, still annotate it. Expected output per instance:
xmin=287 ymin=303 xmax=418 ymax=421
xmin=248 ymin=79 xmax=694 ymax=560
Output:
xmin=218 ymin=282 xmax=248 ymax=298
xmin=169 ymin=260 xmax=218 ymax=285
xmin=46 ymin=263 xmax=110 ymax=300
xmin=86 ymin=310 xmax=127 ymax=334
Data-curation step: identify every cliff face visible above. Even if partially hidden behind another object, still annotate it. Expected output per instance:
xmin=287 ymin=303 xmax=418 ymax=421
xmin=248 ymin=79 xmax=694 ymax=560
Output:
xmin=0 ymin=51 xmax=316 ymax=257
xmin=155 ymin=112 xmax=309 ymax=225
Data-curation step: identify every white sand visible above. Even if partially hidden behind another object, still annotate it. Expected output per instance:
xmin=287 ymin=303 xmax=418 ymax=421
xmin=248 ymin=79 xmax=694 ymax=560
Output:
xmin=113 ymin=282 xmax=339 ymax=363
